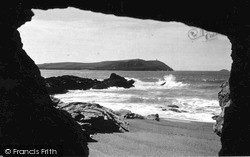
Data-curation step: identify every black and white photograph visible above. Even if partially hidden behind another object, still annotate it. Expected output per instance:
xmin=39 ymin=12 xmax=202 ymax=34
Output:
xmin=1 ymin=1 xmax=249 ymax=156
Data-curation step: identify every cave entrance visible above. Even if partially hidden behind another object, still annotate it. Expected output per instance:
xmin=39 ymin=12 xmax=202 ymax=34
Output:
xmin=18 ymin=7 xmax=232 ymax=156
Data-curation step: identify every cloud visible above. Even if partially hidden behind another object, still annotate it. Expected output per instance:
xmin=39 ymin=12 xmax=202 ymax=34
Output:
xmin=19 ymin=8 xmax=232 ymax=70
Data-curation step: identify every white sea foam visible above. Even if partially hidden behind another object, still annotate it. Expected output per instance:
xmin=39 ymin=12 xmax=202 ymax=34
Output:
xmin=172 ymin=98 xmax=220 ymax=113
xmin=126 ymin=74 xmax=189 ymax=90
xmin=54 ymin=89 xmax=221 ymax=123
xmin=96 ymin=101 xmax=220 ymax=123
xmin=55 ymin=90 xmax=133 ymax=104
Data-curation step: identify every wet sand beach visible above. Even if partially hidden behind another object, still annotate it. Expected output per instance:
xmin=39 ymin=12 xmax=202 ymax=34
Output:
xmin=88 ymin=119 xmax=220 ymax=157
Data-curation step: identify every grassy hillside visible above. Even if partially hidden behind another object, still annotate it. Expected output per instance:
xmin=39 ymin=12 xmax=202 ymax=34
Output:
xmin=38 ymin=59 xmax=174 ymax=71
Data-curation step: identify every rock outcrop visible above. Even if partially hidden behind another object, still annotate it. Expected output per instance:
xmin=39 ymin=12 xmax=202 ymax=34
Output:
xmin=115 ymin=109 xmax=145 ymax=119
xmin=92 ymin=73 xmax=135 ymax=89
xmin=45 ymin=75 xmax=98 ymax=94
xmin=45 ymin=73 xmax=135 ymax=94
xmin=57 ymin=102 xmax=129 ymax=133
xmin=213 ymin=81 xmax=230 ymax=136
xmin=146 ymin=114 xmax=160 ymax=121
xmin=115 ymin=109 xmax=161 ymax=121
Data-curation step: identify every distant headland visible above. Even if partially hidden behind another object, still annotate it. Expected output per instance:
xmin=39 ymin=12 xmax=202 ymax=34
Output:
xmin=219 ymin=69 xmax=230 ymax=72
xmin=37 ymin=59 xmax=174 ymax=71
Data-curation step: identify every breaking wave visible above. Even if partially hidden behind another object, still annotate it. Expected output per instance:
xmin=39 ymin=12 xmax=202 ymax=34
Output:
xmin=54 ymin=91 xmax=220 ymax=122
xmin=51 ymin=72 xmax=225 ymax=123
xmin=128 ymin=74 xmax=189 ymax=90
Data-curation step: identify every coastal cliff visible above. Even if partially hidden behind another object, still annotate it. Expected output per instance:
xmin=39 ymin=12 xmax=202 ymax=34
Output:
xmin=38 ymin=59 xmax=174 ymax=71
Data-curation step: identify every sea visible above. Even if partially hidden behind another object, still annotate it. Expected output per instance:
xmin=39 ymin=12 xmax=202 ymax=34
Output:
xmin=41 ymin=70 xmax=230 ymax=123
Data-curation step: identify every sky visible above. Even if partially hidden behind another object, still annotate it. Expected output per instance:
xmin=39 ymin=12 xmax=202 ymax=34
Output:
xmin=18 ymin=7 xmax=232 ymax=71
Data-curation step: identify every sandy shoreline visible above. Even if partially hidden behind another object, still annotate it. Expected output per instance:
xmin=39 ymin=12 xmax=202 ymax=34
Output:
xmin=88 ymin=119 xmax=220 ymax=157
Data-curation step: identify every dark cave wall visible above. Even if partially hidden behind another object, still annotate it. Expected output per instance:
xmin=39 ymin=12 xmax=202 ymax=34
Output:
xmin=0 ymin=2 xmax=89 ymax=156
xmin=1 ymin=0 xmax=250 ymax=156
xmin=27 ymin=0 xmax=250 ymax=36
xmin=220 ymin=32 xmax=250 ymax=155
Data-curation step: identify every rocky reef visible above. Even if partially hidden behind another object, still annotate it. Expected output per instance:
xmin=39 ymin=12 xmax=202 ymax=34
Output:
xmin=213 ymin=81 xmax=230 ymax=136
xmin=52 ymin=99 xmax=161 ymax=136
xmin=57 ymin=101 xmax=129 ymax=134
xmin=45 ymin=73 xmax=135 ymax=95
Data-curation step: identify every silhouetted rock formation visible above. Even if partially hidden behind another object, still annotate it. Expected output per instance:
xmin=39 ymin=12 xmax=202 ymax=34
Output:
xmin=219 ymin=34 xmax=250 ymax=156
xmin=0 ymin=33 xmax=89 ymax=156
xmin=1 ymin=1 xmax=250 ymax=156
xmin=213 ymin=81 xmax=230 ymax=136
xmin=45 ymin=75 xmax=98 ymax=94
xmin=58 ymin=102 xmax=129 ymax=133
xmin=45 ymin=73 xmax=135 ymax=94
xmin=92 ymin=73 xmax=135 ymax=89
